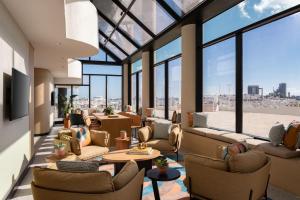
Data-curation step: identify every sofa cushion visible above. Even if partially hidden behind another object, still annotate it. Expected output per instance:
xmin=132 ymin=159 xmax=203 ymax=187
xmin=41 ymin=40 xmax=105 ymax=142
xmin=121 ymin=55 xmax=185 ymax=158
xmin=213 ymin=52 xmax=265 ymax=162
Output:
xmin=269 ymin=123 xmax=285 ymax=146
xmin=256 ymin=143 xmax=300 ymax=158
xmin=71 ymin=127 xmax=91 ymax=147
xmin=193 ymin=112 xmax=208 ymax=128
xmin=113 ymin=160 xmax=139 ymax=190
xmin=33 ymin=167 xmax=114 ymax=193
xmin=228 ymin=150 xmax=267 ymax=173
xmin=90 ymin=130 xmax=110 ymax=147
xmin=246 ymin=139 xmax=269 ymax=149
xmin=138 ymin=127 xmax=153 ymax=142
xmin=153 ymin=120 xmax=172 ymax=139
xmin=220 ymin=133 xmax=253 ymax=144
xmin=204 ymin=129 xmax=229 ymax=141
xmin=146 ymin=139 xmax=174 ymax=152
xmin=56 ymin=160 xmax=99 ymax=172
xmin=183 ymin=127 xmax=206 ymax=136
xmin=78 ymin=146 xmax=109 ymax=161
xmin=185 ymin=154 xmax=228 ymax=171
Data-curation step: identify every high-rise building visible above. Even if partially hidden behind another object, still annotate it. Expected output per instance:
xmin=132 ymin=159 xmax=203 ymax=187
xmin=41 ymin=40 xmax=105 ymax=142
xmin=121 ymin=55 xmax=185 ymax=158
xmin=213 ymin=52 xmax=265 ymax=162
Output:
xmin=278 ymin=83 xmax=287 ymax=98
xmin=248 ymin=85 xmax=260 ymax=95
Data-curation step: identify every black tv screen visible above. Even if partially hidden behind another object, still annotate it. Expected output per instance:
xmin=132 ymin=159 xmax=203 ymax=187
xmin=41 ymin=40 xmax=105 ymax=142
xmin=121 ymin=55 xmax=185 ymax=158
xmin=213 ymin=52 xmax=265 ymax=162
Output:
xmin=10 ymin=68 xmax=30 ymax=120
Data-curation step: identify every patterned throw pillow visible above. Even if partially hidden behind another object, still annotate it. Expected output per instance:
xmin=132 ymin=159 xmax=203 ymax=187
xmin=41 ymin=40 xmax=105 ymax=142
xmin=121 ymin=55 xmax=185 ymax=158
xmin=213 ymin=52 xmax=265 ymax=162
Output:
xmin=71 ymin=127 xmax=91 ymax=147
xmin=56 ymin=161 xmax=99 ymax=172
xmin=217 ymin=143 xmax=248 ymax=160
xmin=70 ymin=138 xmax=81 ymax=155
xmin=193 ymin=112 xmax=207 ymax=128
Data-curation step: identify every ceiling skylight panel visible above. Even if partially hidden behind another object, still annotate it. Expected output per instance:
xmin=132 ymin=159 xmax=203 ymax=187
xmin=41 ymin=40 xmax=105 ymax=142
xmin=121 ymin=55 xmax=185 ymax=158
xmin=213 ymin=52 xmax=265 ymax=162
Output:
xmin=164 ymin=0 xmax=204 ymax=15
xmin=119 ymin=15 xmax=152 ymax=45
xmin=106 ymin=41 xmax=127 ymax=60
xmin=110 ymin=30 xmax=137 ymax=54
xmin=129 ymin=0 xmax=175 ymax=34
xmin=98 ymin=16 xmax=114 ymax=36
xmin=94 ymin=0 xmax=124 ymax=24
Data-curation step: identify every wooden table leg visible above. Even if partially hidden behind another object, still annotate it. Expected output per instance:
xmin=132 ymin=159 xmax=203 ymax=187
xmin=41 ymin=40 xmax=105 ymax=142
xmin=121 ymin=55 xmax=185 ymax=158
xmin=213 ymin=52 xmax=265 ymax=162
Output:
xmin=152 ymin=180 xmax=160 ymax=200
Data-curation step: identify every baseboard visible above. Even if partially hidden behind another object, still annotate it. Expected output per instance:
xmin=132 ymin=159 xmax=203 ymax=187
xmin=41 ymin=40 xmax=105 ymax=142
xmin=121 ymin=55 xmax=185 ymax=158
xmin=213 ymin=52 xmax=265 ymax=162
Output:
xmin=5 ymin=153 xmax=35 ymax=200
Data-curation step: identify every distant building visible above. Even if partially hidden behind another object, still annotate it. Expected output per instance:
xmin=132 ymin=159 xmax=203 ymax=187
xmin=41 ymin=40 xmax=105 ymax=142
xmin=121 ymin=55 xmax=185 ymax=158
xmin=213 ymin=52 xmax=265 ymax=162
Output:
xmin=248 ymin=85 xmax=260 ymax=95
xmin=274 ymin=83 xmax=287 ymax=98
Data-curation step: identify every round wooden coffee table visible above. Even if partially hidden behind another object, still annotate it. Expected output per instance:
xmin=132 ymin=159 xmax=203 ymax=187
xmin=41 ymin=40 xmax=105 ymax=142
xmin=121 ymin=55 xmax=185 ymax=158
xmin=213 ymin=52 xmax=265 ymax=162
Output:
xmin=102 ymin=149 xmax=161 ymax=174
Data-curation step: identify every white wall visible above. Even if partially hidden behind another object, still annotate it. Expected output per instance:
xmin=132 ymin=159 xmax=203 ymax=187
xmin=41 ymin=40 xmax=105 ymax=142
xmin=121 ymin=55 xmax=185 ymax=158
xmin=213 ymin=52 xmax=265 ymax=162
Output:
xmin=0 ymin=2 xmax=34 ymax=199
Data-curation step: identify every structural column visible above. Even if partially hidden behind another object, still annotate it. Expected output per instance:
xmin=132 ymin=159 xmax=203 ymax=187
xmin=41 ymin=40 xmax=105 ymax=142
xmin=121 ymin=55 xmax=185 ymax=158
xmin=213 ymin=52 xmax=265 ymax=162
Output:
xmin=123 ymin=63 xmax=129 ymax=108
xmin=142 ymin=51 xmax=150 ymax=115
xmin=181 ymin=24 xmax=196 ymax=128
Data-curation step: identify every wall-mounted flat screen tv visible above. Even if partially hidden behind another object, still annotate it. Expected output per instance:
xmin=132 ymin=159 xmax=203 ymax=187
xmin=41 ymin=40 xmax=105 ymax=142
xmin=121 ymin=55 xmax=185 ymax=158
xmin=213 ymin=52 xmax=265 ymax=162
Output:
xmin=10 ymin=68 xmax=30 ymax=121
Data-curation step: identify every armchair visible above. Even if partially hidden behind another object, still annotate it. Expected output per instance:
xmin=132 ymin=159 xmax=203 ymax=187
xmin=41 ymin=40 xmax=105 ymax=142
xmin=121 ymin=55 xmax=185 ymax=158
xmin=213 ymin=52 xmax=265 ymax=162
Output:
xmin=31 ymin=160 xmax=145 ymax=200
xmin=184 ymin=153 xmax=271 ymax=200
xmin=138 ymin=124 xmax=182 ymax=161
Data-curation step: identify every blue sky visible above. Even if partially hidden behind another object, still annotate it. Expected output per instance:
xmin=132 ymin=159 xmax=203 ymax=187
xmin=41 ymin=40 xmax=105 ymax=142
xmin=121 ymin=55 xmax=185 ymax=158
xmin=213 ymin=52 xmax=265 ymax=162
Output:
xmin=204 ymin=0 xmax=300 ymax=96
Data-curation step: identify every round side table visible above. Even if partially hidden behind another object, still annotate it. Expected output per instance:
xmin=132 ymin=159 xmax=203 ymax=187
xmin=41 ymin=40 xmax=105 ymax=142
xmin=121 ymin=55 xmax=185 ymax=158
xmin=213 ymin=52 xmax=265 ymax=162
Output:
xmin=146 ymin=168 xmax=180 ymax=200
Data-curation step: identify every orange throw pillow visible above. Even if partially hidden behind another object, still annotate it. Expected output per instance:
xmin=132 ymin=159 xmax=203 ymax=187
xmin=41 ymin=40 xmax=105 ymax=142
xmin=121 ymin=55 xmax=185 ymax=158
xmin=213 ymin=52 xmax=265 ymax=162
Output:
xmin=283 ymin=121 xmax=300 ymax=150
xmin=71 ymin=127 xmax=91 ymax=147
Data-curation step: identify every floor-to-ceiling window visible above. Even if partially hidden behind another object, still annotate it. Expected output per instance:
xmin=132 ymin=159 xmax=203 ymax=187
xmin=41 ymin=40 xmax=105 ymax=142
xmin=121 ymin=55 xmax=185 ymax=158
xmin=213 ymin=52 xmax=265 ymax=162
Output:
xmin=54 ymin=48 xmax=123 ymax=120
xmin=201 ymin=1 xmax=300 ymax=138
xmin=131 ymin=59 xmax=142 ymax=113
xmin=153 ymin=37 xmax=182 ymax=119
xmin=203 ymin=38 xmax=236 ymax=131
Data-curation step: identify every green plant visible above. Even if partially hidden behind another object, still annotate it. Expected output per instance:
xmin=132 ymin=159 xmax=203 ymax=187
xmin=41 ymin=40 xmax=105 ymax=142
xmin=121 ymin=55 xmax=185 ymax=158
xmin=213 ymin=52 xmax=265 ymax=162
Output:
xmin=103 ymin=106 xmax=114 ymax=115
xmin=154 ymin=156 xmax=168 ymax=168
xmin=54 ymin=142 xmax=65 ymax=150
xmin=63 ymin=95 xmax=78 ymax=117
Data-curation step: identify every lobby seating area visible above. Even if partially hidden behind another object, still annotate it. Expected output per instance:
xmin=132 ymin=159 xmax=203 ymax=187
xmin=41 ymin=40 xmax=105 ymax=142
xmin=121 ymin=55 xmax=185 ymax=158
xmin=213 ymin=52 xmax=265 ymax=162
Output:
xmin=1 ymin=0 xmax=300 ymax=200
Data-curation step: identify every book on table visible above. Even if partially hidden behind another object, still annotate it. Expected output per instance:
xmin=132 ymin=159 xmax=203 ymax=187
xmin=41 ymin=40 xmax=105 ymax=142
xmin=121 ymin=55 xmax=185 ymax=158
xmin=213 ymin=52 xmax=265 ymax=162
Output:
xmin=128 ymin=147 xmax=153 ymax=155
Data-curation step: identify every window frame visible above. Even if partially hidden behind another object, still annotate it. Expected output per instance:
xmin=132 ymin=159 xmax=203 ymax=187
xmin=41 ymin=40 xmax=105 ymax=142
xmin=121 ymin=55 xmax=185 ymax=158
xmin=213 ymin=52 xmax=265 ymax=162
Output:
xmin=197 ymin=4 xmax=300 ymax=140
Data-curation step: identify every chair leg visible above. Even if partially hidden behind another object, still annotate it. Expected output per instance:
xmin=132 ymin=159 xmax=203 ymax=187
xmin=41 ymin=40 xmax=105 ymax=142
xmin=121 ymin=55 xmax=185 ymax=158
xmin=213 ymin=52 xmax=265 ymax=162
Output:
xmin=249 ymin=189 xmax=253 ymax=200
xmin=140 ymin=184 xmax=143 ymax=200
xmin=176 ymin=151 xmax=179 ymax=162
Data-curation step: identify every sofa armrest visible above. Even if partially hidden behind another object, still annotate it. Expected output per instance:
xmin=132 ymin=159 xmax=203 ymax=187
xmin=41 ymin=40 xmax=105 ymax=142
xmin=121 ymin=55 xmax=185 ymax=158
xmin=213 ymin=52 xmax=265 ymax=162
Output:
xmin=138 ymin=126 xmax=152 ymax=142
xmin=90 ymin=130 xmax=110 ymax=147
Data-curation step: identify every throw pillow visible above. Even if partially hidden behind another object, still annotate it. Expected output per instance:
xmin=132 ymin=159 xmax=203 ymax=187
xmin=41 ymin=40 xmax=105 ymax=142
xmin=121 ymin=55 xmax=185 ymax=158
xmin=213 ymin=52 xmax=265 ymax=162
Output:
xmin=145 ymin=108 xmax=154 ymax=117
xmin=228 ymin=150 xmax=268 ymax=173
xmin=56 ymin=160 xmax=99 ymax=172
xmin=187 ymin=112 xmax=193 ymax=127
xmin=171 ymin=111 xmax=177 ymax=123
xmin=269 ymin=123 xmax=285 ymax=146
xmin=193 ymin=112 xmax=208 ymax=128
xmin=153 ymin=120 xmax=172 ymax=139
xmin=169 ymin=126 xmax=180 ymax=146
xmin=70 ymin=137 xmax=81 ymax=155
xmin=113 ymin=160 xmax=139 ymax=190
xmin=90 ymin=130 xmax=110 ymax=147
xmin=217 ymin=143 xmax=248 ymax=160
xmin=71 ymin=127 xmax=91 ymax=147
xmin=283 ymin=121 xmax=300 ymax=150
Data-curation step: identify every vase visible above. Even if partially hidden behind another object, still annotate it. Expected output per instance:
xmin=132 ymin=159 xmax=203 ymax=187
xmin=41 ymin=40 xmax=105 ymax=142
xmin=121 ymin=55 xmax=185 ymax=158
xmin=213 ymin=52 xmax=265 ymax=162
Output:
xmin=64 ymin=115 xmax=70 ymax=128
xmin=157 ymin=166 xmax=168 ymax=175
xmin=55 ymin=148 xmax=66 ymax=158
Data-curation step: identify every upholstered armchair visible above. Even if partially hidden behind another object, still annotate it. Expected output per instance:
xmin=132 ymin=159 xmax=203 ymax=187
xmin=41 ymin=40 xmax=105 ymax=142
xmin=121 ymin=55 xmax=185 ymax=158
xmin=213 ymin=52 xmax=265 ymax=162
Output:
xmin=137 ymin=124 xmax=182 ymax=161
xmin=184 ymin=152 xmax=271 ymax=200
xmin=31 ymin=161 xmax=145 ymax=200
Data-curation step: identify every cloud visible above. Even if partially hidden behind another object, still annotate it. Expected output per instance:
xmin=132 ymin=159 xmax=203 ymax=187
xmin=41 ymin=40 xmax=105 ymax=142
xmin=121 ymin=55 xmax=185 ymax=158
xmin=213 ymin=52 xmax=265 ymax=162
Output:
xmin=238 ymin=1 xmax=251 ymax=18
xmin=254 ymin=0 xmax=298 ymax=14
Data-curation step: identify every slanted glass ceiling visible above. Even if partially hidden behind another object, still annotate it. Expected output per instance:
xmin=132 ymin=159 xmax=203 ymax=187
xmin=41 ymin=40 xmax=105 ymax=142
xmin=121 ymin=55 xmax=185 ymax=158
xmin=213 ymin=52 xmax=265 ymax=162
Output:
xmin=92 ymin=0 xmax=206 ymax=60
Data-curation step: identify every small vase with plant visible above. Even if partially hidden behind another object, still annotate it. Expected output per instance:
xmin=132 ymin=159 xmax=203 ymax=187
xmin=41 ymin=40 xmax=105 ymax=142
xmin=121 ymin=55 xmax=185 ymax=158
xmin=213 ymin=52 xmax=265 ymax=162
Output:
xmin=154 ymin=156 xmax=169 ymax=175
xmin=103 ymin=106 xmax=114 ymax=116
xmin=54 ymin=142 xmax=66 ymax=158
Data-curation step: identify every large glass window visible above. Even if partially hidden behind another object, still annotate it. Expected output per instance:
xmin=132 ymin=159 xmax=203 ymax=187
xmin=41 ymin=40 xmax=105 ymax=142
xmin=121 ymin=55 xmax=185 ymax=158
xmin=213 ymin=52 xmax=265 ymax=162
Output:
xmin=168 ymin=57 xmax=182 ymax=119
xmin=73 ymin=86 xmax=90 ymax=110
xmin=203 ymin=0 xmax=300 ymax=43
xmin=90 ymin=76 xmax=106 ymax=111
xmin=154 ymin=64 xmax=165 ymax=118
xmin=243 ymin=12 xmax=300 ymax=138
xmin=83 ymin=65 xmax=122 ymax=75
xmin=108 ymin=76 xmax=122 ymax=112
xmin=154 ymin=37 xmax=181 ymax=64
xmin=138 ymin=72 xmax=143 ymax=112
xmin=131 ymin=75 xmax=137 ymax=113
xmin=203 ymin=38 xmax=236 ymax=131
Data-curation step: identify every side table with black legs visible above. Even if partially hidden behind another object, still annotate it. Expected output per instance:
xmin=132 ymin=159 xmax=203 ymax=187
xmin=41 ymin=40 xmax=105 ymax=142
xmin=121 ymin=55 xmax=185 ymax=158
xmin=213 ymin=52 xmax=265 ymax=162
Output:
xmin=146 ymin=168 xmax=181 ymax=200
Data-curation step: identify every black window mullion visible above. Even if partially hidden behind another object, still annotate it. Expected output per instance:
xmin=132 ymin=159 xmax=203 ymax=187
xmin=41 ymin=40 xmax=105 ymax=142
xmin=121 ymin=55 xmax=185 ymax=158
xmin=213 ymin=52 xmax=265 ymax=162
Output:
xmin=88 ymin=75 xmax=91 ymax=108
xmin=149 ymin=50 xmax=154 ymax=107
xmin=196 ymin=21 xmax=203 ymax=112
xmin=136 ymin=73 xmax=139 ymax=113
xmin=236 ymin=33 xmax=243 ymax=133
xmin=165 ymin=61 xmax=169 ymax=119
xmin=105 ymin=76 xmax=108 ymax=108
xmin=128 ymin=63 xmax=132 ymax=105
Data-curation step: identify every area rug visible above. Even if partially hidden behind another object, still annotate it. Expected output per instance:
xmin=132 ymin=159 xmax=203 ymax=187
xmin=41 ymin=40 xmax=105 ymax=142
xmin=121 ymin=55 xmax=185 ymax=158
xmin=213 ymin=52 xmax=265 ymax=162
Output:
xmin=98 ymin=156 xmax=189 ymax=200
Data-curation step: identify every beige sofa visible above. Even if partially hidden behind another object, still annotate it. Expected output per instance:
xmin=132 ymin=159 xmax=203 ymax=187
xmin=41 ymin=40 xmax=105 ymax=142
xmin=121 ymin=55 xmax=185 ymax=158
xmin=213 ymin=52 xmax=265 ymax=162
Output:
xmin=182 ymin=127 xmax=300 ymax=196
xmin=138 ymin=124 xmax=182 ymax=161
xmin=31 ymin=160 xmax=144 ymax=200
xmin=184 ymin=154 xmax=271 ymax=200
